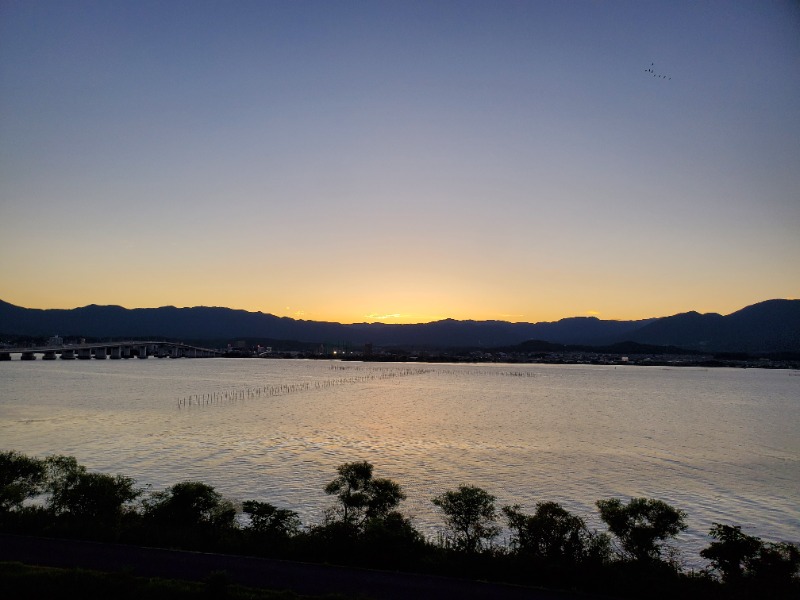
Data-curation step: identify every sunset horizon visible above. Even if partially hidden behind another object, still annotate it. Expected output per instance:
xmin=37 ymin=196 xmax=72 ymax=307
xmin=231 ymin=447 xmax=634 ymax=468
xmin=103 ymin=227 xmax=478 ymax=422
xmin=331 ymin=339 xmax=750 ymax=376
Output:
xmin=2 ymin=2 xmax=798 ymax=330
xmin=2 ymin=3 xmax=798 ymax=590
xmin=1 ymin=294 xmax=794 ymax=326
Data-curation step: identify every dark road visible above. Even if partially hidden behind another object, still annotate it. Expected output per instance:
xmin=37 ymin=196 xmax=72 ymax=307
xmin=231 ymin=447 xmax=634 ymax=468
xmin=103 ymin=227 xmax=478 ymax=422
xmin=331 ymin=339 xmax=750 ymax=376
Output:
xmin=0 ymin=533 xmax=600 ymax=600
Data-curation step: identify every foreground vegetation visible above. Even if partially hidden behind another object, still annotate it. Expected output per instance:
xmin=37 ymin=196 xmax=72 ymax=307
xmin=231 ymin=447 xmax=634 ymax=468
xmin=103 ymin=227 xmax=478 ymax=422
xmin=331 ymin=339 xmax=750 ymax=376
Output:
xmin=0 ymin=562 xmax=330 ymax=600
xmin=2 ymin=451 xmax=798 ymax=599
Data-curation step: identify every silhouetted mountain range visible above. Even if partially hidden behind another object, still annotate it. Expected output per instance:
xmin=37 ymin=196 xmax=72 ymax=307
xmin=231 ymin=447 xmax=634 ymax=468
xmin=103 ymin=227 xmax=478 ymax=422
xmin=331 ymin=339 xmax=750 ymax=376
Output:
xmin=1 ymin=299 xmax=798 ymax=354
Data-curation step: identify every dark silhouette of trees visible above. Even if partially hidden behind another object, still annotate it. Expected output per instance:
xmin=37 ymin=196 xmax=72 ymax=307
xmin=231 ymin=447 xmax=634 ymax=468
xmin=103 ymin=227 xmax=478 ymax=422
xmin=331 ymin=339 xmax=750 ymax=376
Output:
xmin=242 ymin=500 xmax=301 ymax=538
xmin=144 ymin=481 xmax=236 ymax=531
xmin=2 ymin=450 xmax=798 ymax=597
xmin=503 ymin=501 xmax=610 ymax=564
xmin=596 ymin=497 xmax=687 ymax=564
xmin=701 ymin=523 xmax=800 ymax=588
xmin=701 ymin=523 xmax=764 ymax=583
xmin=240 ymin=500 xmax=302 ymax=557
xmin=0 ymin=450 xmax=46 ymax=512
xmin=363 ymin=476 xmax=406 ymax=520
xmin=52 ymin=471 xmax=139 ymax=522
xmin=44 ymin=455 xmax=140 ymax=525
xmin=311 ymin=461 xmax=418 ymax=568
xmin=432 ymin=485 xmax=499 ymax=553
xmin=358 ymin=509 xmax=426 ymax=569
xmin=750 ymin=541 xmax=800 ymax=586
xmin=323 ymin=461 xmax=405 ymax=529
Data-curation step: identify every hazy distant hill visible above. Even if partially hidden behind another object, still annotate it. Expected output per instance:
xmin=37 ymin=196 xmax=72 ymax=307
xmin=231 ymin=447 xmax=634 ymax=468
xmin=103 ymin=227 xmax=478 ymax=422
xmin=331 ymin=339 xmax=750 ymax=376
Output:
xmin=1 ymin=299 xmax=798 ymax=353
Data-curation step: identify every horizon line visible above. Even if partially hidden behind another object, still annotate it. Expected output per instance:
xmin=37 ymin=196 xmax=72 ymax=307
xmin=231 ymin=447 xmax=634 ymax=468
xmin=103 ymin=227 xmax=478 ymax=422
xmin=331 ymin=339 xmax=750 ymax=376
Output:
xmin=2 ymin=297 xmax=794 ymax=326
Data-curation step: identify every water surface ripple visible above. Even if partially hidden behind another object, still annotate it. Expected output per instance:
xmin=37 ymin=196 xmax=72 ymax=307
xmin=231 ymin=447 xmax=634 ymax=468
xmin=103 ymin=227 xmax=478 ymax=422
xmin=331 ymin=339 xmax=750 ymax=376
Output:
xmin=1 ymin=359 xmax=798 ymax=566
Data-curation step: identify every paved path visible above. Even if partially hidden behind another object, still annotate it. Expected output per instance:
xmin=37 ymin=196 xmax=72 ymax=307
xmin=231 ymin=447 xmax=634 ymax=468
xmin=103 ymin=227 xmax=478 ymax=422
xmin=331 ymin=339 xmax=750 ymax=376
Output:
xmin=0 ymin=533 xmax=599 ymax=599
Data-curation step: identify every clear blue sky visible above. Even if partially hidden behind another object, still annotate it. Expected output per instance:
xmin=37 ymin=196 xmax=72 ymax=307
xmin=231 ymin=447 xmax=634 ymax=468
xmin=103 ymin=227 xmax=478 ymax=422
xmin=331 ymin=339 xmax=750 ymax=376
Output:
xmin=1 ymin=1 xmax=798 ymax=323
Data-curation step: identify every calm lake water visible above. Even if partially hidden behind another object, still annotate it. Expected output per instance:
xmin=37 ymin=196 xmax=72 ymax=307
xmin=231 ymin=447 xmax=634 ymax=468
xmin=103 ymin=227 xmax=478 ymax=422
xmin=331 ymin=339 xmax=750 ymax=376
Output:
xmin=1 ymin=358 xmax=798 ymax=565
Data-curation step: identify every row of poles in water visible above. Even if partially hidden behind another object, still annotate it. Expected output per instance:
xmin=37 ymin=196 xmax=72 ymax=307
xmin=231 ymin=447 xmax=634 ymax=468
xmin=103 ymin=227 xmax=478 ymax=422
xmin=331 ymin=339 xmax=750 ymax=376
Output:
xmin=177 ymin=367 xmax=429 ymax=407
xmin=329 ymin=364 xmax=538 ymax=378
xmin=421 ymin=368 xmax=538 ymax=378
xmin=178 ymin=364 xmax=538 ymax=408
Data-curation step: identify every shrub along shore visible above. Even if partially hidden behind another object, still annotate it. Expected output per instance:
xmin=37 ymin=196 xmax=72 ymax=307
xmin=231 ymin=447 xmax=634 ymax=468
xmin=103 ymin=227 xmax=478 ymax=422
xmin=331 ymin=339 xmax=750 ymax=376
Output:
xmin=1 ymin=451 xmax=797 ymax=599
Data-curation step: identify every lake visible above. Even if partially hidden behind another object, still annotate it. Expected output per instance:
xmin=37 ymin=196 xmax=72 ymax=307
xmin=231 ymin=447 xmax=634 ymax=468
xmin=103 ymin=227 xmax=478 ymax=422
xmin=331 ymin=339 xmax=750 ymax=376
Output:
xmin=1 ymin=358 xmax=798 ymax=566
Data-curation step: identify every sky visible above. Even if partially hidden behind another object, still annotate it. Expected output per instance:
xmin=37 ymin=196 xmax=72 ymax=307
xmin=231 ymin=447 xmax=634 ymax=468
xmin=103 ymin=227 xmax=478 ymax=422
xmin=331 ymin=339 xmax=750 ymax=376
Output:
xmin=1 ymin=1 xmax=798 ymax=325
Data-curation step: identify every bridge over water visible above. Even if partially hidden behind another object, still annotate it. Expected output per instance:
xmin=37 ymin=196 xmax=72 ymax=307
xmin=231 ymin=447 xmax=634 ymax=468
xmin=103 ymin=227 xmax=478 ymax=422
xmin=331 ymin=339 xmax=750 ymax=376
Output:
xmin=0 ymin=341 xmax=222 ymax=361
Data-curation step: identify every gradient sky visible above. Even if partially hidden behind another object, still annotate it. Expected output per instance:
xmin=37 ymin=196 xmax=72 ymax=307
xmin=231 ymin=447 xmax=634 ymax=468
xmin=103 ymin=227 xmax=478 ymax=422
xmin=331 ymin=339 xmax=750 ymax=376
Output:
xmin=1 ymin=1 xmax=798 ymax=324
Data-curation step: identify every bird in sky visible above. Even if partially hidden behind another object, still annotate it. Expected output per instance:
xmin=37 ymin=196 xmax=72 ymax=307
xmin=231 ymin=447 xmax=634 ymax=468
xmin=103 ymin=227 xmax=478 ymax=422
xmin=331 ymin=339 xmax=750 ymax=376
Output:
xmin=644 ymin=62 xmax=671 ymax=80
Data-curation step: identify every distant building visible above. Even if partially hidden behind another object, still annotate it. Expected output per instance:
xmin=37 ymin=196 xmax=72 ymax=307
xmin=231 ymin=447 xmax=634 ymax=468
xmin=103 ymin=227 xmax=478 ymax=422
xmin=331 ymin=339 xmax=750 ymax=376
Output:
xmin=47 ymin=335 xmax=63 ymax=347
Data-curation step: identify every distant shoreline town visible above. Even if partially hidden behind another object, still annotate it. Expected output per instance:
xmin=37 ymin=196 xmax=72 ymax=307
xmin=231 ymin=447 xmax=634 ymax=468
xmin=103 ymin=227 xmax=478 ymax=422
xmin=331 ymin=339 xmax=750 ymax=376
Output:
xmin=2 ymin=298 xmax=799 ymax=368
xmin=241 ymin=345 xmax=800 ymax=371
xmin=2 ymin=333 xmax=798 ymax=370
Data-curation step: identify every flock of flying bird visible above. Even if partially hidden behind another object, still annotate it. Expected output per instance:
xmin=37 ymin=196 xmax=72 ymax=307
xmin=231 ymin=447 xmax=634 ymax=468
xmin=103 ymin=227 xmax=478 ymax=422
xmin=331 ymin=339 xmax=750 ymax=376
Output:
xmin=645 ymin=62 xmax=671 ymax=80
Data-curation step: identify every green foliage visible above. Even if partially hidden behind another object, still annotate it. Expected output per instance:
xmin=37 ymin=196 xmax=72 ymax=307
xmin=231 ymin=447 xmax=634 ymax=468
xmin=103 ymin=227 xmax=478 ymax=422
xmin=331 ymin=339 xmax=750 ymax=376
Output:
xmin=242 ymin=501 xmax=301 ymax=537
xmin=503 ymin=501 xmax=610 ymax=564
xmin=324 ymin=461 xmax=405 ymax=529
xmin=0 ymin=450 xmax=46 ymax=512
xmin=431 ymin=485 xmax=499 ymax=553
xmin=596 ymin=497 xmax=687 ymax=564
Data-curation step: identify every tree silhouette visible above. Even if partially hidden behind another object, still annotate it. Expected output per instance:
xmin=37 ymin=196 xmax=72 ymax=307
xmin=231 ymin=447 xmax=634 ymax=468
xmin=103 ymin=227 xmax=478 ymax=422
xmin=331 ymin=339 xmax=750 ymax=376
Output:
xmin=701 ymin=523 xmax=763 ymax=583
xmin=44 ymin=455 xmax=139 ymax=525
xmin=701 ymin=523 xmax=800 ymax=587
xmin=324 ymin=461 xmax=405 ymax=529
xmin=0 ymin=450 xmax=46 ymax=512
xmin=504 ymin=501 xmax=610 ymax=563
xmin=432 ymin=485 xmax=499 ymax=553
xmin=51 ymin=471 xmax=139 ymax=521
xmin=144 ymin=481 xmax=235 ymax=530
xmin=749 ymin=541 xmax=800 ymax=585
xmin=596 ymin=497 xmax=687 ymax=563
xmin=242 ymin=500 xmax=301 ymax=538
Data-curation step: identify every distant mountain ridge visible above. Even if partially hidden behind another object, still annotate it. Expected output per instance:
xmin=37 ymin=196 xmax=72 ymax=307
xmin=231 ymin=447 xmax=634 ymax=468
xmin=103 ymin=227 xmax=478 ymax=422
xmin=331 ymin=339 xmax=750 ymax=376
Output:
xmin=1 ymin=299 xmax=798 ymax=353
xmin=621 ymin=299 xmax=800 ymax=353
